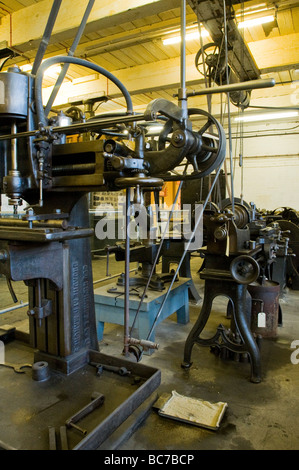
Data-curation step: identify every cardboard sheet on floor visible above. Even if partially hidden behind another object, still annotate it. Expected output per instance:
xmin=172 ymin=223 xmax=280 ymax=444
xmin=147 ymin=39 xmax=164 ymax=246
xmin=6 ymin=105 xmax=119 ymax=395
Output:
xmin=155 ymin=391 xmax=227 ymax=430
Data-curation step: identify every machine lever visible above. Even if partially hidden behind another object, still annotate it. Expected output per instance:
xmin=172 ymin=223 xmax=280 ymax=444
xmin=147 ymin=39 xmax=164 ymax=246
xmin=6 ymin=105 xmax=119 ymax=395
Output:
xmin=129 ymin=337 xmax=159 ymax=351
xmin=6 ymin=277 xmax=18 ymax=304
xmin=90 ymin=362 xmax=131 ymax=376
xmin=65 ymin=392 xmax=105 ymax=435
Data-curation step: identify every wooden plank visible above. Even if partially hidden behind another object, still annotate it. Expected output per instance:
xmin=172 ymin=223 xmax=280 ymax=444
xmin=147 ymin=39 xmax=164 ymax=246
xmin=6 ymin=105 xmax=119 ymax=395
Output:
xmin=248 ymin=32 xmax=299 ymax=69
xmin=0 ymin=0 xmax=24 ymax=11
xmin=130 ymin=44 xmax=159 ymax=63
xmin=159 ymin=10 xmax=176 ymax=21
xmin=123 ymin=45 xmax=149 ymax=65
xmin=245 ymin=24 xmax=266 ymax=42
xmin=291 ymin=6 xmax=299 ymax=33
xmin=277 ymin=9 xmax=295 ymax=36
xmin=278 ymin=70 xmax=292 ymax=83
xmin=98 ymin=51 xmax=126 ymax=70
xmin=143 ymin=41 xmax=169 ymax=61
xmin=92 ymin=54 xmax=117 ymax=72
xmin=0 ymin=0 xmax=179 ymax=48
xmin=162 ymin=41 xmax=181 ymax=58
xmin=75 ymin=13 xmax=196 ymax=58
xmin=112 ymin=49 xmax=139 ymax=68
xmin=17 ymin=0 xmax=40 ymax=7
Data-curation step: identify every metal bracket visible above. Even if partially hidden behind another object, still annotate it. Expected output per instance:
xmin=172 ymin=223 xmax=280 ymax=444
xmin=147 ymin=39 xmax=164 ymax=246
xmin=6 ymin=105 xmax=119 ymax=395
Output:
xmin=144 ymin=98 xmax=184 ymax=123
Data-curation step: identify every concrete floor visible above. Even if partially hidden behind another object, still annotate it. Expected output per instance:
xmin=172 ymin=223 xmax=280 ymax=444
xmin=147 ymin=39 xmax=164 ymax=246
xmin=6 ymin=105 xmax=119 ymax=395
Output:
xmin=0 ymin=255 xmax=299 ymax=451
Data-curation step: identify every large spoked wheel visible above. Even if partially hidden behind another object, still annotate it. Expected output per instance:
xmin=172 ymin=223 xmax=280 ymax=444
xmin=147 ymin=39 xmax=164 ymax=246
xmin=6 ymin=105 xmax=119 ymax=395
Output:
xmin=195 ymin=42 xmax=225 ymax=81
xmin=157 ymin=108 xmax=226 ymax=181
xmin=188 ymin=107 xmax=226 ymax=178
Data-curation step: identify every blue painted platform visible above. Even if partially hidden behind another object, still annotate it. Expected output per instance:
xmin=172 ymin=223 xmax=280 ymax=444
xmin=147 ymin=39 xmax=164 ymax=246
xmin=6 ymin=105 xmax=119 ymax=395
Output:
xmin=94 ymin=278 xmax=190 ymax=351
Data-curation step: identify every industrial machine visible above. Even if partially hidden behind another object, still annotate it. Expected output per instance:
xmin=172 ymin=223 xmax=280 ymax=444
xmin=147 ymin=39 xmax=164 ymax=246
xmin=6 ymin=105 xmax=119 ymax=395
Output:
xmin=0 ymin=59 xmax=226 ymax=369
xmin=182 ymin=200 xmax=291 ymax=383
xmin=0 ymin=0 xmax=283 ymax=449
xmin=0 ymin=0 xmax=227 ymax=450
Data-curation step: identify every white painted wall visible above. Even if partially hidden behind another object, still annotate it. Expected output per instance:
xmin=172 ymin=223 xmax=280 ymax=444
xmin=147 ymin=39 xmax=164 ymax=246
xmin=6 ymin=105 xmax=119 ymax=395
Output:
xmin=224 ymin=117 xmax=299 ymax=211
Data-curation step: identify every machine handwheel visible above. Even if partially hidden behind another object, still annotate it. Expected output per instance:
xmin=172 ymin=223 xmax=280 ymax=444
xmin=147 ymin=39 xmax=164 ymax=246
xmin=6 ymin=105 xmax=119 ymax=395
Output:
xmin=115 ymin=175 xmax=164 ymax=189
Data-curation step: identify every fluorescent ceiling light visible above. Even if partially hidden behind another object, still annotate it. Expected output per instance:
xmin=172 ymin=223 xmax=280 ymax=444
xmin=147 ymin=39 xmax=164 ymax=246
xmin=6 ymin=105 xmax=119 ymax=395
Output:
xmin=235 ymin=111 xmax=299 ymax=122
xmin=19 ymin=62 xmax=62 ymax=76
xmin=44 ymin=65 xmax=62 ymax=77
xmin=20 ymin=63 xmax=32 ymax=72
xmin=163 ymin=29 xmax=209 ymax=45
xmin=237 ymin=15 xmax=275 ymax=29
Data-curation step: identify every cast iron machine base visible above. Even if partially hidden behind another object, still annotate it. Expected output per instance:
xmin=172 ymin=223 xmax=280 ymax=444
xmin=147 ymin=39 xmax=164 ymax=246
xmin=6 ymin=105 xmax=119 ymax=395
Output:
xmin=182 ymin=256 xmax=262 ymax=383
xmin=182 ymin=208 xmax=264 ymax=383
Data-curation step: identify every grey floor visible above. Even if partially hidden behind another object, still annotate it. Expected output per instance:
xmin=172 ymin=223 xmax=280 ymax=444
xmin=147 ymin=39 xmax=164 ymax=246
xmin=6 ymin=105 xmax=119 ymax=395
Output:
xmin=0 ymin=255 xmax=298 ymax=451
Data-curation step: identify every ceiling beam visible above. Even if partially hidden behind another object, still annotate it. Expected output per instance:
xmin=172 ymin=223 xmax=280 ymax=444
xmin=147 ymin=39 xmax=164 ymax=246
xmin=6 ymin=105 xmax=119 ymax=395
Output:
xmin=187 ymin=0 xmax=260 ymax=80
xmin=42 ymin=46 xmax=297 ymax=113
xmin=76 ymin=13 xmax=197 ymax=58
xmin=43 ymin=52 xmax=204 ymax=107
xmin=248 ymin=33 xmax=299 ymax=70
xmin=260 ymin=63 xmax=299 ymax=74
xmin=0 ymin=0 xmax=180 ymax=51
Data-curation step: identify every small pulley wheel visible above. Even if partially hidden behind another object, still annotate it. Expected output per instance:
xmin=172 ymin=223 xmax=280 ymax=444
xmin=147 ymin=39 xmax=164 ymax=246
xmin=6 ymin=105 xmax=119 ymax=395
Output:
xmin=230 ymin=255 xmax=260 ymax=285
xmin=195 ymin=42 xmax=226 ymax=81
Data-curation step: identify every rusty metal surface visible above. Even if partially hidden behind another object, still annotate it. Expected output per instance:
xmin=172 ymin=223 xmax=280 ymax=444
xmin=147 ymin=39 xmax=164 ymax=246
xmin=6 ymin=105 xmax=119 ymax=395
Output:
xmin=248 ymin=281 xmax=280 ymax=338
xmin=0 ymin=343 xmax=160 ymax=450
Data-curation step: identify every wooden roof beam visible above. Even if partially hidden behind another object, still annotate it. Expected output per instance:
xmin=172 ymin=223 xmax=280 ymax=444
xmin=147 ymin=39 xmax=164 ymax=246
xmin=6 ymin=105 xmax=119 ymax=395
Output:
xmin=0 ymin=0 xmax=180 ymax=51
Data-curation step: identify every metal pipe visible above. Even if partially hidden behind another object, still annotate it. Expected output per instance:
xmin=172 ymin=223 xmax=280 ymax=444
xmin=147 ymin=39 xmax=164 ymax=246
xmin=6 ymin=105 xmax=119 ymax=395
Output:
xmin=129 ymin=180 xmax=183 ymax=335
xmin=0 ymin=301 xmax=29 ymax=315
xmin=92 ymin=268 xmax=137 ymax=285
xmin=182 ymin=78 xmax=276 ymax=98
xmin=35 ymin=56 xmax=134 ymax=126
xmin=0 ymin=113 xmax=146 ymax=142
xmin=11 ymin=121 xmax=17 ymax=171
xmin=179 ymin=0 xmax=188 ymax=122
xmin=123 ymin=189 xmax=131 ymax=356
xmin=31 ymin=0 xmax=62 ymax=76
xmin=180 ymin=0 xmax=186 ymax=91
xmin=44 ymin=0 xmax=95 ymax=116
xmin=146 ymin=162 xmax=224 ymax=340
xmin=223 ymin=0 xmax=235 ymax=214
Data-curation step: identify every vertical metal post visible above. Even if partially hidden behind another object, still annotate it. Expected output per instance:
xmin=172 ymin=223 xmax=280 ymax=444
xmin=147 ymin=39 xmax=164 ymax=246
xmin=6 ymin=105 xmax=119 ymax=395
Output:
xmin=35 ymin=278 xmax=42 ymax=327
xmin=31 ymin=0 xmax=62 ymax=76
xmin=223 ymin=0 xmax=235 ymax=213
xmin=44 ymin=0 xmax=95 ymax=116
xmin=11 ymin=121 xmax=17 ymax=171
xmin=179 ymin=0 xmax=188 ymax=123
xmin=10 ymin=120 xmax=20 ymax=213
xmin=129 ymin=180 xmax=183 ymax=335
xmin=123 ymin=188 xmax=131 ymax=356
xmin=147 ymin=163 xmax=224 ymax=340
